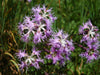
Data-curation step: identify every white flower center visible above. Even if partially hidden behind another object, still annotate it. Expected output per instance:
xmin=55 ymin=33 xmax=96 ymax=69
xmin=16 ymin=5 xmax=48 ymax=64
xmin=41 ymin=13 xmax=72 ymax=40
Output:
xmin=25 ymin=56 xmax=35 ymax=64
xmin=60 ymin=39 xmax=66 ymax=47
xmin=88 ymin=27 xmax=95 ymax=37
xmin=42 ymin=11 xmax=48 ymax=18
xmin=38 ymin=22 xmax=46 ymax=32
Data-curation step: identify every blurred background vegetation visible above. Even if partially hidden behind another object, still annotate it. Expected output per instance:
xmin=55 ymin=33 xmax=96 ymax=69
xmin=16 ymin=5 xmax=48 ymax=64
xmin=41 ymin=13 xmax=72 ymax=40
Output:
xmin=0 ymin=0 xmax=100 ymax=75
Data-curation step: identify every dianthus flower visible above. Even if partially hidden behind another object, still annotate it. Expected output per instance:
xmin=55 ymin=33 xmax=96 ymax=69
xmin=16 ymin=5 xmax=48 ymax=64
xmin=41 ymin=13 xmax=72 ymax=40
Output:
xmin=32 ymin=5 xmax=57 ymax=23
xmin=18 ymin=16 xmax=36 ymax=42
xmin=16 ymin=48 xmax=44 ymax=70
xmin=46 ymin=30 xmax=74 ymax=65
xmin=79 ymin=20 xmax=100 ymax=62
xmin=79 ymin=20 xmax=99 ymax=43
xmin=18 ymin=5 xmax=56 ymax=43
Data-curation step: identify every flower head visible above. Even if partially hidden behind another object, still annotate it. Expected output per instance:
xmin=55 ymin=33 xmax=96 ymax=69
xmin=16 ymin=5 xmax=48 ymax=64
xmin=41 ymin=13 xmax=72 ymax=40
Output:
xmin=79 ymin=20 xmax=100 ymax=62
xmin=16 ymin=48 xmax=43 ymax=70
xmin=80 ymin=49 xmax=99 ymax=63
xmin=46 ymin=30 xmax=74 ymax=65
xmin=32 ymin=5 xmax=57 ymax=23
xmin=79 ymin=20 xmax=99 ymax=42
xmin=18 ymin=5 xmax=56 ymax=43
xmin=16 ymin=50 xmax=27 ymax=59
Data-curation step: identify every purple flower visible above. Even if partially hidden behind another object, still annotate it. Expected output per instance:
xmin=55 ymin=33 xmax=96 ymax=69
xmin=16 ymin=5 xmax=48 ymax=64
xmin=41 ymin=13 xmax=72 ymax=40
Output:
xmin=18 ymin=5 xmax=56 ymax=43
xmin=32 ymin=48 xmax=41 ymax=56
xmin=86 ymin=39 xmax=100 ymax=50
xmin=52 ymin=55 xmax=60 ymax=64
xmin=79 ymin=20 xmax=100 ymax=62
xmin=16 ymin=48 xmax=43 ymax=70
xmin=46 ymin=30 xmax=74 ymax=65
xmin=18 ymin=16 xmax=36 ymax=42
xmin=16 ymin=50 xmax=27 ymax=59
xmin=18 ymin=62 xmax=26 ymax=70
xmin=32 ymin=5 xmax=57 ymax=23
xmin=80 ymin=49 xmax=99 ymax=63
xmin=79 ymin=20 xmax=99 ymax=42
xmin=32 ymin=62 xmax=40 ymax=69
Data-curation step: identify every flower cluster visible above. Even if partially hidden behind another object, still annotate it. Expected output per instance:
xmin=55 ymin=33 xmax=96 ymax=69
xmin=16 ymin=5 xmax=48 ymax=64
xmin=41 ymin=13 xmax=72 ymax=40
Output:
xmin=46 ymin=30 xmax=74 ymax=65
xmin=79 ymin=20 xmax=100 ymax=62
xmin=17 ymin=4 xmax=100 ymax=73
xmin=18 ymin=5 xmax=56 ymax=43
xmin=16 ymin=48 xmax=43 ymax=70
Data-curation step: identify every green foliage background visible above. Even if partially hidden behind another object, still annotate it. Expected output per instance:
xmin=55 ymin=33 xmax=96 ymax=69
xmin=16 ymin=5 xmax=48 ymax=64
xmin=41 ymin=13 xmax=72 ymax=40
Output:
xmin=0 ymin=0 xmax=100 ymax=75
